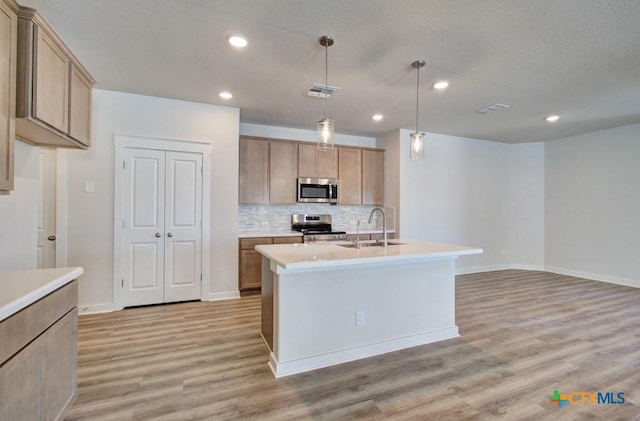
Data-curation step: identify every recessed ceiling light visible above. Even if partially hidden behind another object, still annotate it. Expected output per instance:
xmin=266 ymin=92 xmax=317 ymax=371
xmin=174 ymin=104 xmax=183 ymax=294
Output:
xmin=372 ymin=114 xmax=383 ymax=121
xmin=546 ymin=115 xmax=560 ymax=122
xmin=227 ymin=34 xmax=248 ymax=48
xmin=433 ymin=80 xmax=449 ymax=90
xmin=219 ymin=91 xmax=233 ymax=100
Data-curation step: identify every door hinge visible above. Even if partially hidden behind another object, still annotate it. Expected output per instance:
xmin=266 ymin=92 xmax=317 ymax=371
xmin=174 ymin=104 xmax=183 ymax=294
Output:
xmin=122 ymin=219 xmax=126 ymax=228
xmin=121 ymin=279 xmax=124 ymax=287
xmin=200 ymin=273 xmax=202 ymax=281
xmin=123 ymin=160 xmax=126 ymax=169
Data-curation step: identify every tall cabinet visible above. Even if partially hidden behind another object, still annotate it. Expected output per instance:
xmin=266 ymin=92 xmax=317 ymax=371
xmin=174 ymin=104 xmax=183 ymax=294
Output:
xmin=0 ymin=0 xmax=18 ymax=193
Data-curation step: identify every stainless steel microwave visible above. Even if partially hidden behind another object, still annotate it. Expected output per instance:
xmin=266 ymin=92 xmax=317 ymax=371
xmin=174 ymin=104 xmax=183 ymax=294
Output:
xmin=297 ymin=178 xmax=338 ymax=204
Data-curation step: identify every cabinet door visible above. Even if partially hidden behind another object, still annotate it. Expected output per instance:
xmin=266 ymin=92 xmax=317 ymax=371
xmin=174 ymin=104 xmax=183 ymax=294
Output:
xmin=42 ymin=309 xmax=77 ymax=421
xmin=297 ymin=143 xmax=317 ymax=178
xmin=362 ymin=150 xmax=384 ymax=205
xmin=240 ymin=250 xmax=264 ymax=290
xmin=269 ymin=141 xmax=297 ymax=204
xmin=316 ymin=148 xmax=337 ymax=179
xmin=32 ymin=25 xmax=69 ymax=133
xmin=0 ymin=0 xmax=16 ymax=192
xmin=68 ymin=64 xmax=92 ymax=146
xmin=338 ymin=148 xmax=362 ymax=205
xmin=0 ymin=333 xmax=44 ymax=421
xmin=298 ymin=143 xmax=337 ymax=179
xmin=239 ymin=138 xmax=269 ymax=204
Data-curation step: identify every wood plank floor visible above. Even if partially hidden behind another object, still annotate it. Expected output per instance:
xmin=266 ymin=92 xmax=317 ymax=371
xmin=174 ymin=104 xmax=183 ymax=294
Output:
xmin=64 ymin=270 xmax=640 ymax=420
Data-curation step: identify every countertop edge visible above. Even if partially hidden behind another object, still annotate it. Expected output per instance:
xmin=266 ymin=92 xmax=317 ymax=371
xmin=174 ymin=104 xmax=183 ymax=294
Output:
xmin=238 ymin=230 xmax=396 ymax=238
xmin=0 ymin=267 xmax=84 ymax=322
xmin=255 ymin=241 xmax=483 ymax=272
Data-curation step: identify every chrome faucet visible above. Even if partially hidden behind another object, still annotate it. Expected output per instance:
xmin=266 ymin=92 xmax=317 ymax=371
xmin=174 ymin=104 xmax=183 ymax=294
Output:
xmin=368 ymin=207 xmax=387 ymax=247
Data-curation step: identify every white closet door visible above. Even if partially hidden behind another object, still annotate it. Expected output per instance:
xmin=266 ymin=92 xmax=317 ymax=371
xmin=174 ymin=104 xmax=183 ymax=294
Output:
xmin=122 ymin=148 xmax=165 ymax=307
xmin=37 ymin=148 xmax=56 ymax=268
xmin=163 ymin=151 xmax=202 ymax=303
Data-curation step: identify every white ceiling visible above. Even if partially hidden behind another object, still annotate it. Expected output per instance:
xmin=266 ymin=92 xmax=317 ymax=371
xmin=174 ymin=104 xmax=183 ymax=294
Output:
xmin=20 ymin=0 xmax=640 ymax=143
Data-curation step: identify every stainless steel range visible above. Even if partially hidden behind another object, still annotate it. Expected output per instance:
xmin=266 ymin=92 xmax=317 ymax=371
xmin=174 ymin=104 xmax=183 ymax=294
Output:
xmin=291 ymin=214 xmax=346 ymax=243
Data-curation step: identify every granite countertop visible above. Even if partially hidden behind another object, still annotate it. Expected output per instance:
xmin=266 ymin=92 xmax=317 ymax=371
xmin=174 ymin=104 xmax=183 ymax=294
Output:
xmin=0 ymin=267 xmax=84 ymax=322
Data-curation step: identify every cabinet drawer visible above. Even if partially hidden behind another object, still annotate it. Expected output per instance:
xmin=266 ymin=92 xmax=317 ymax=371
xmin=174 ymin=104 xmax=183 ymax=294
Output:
xmin=239 ymin=237 xmax=273 ymax=250
xmin=273 ymin=236 xmax=302 ymax=244
xmin=0 ymin=280 xmax=77 ymax=364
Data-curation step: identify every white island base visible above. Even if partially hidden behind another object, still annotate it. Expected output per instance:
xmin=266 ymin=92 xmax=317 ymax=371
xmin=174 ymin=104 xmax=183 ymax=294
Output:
xmin=257 ymin=240 xmax=482 ymax=378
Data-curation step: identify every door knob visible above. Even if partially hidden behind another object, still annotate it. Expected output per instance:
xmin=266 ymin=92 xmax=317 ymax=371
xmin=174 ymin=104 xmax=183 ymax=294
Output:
xmin=47 ymin=235 xmax=56 ymax=241
xmin=155 ymin=232 xmax=161 ymax=238
xmin=167 ymin=232 xmax=173 ymax=238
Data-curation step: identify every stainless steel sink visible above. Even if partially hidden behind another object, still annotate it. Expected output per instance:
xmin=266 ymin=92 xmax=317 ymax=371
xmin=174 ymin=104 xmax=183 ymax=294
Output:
xmin=337 ymin=241 xmax=405 ymax=248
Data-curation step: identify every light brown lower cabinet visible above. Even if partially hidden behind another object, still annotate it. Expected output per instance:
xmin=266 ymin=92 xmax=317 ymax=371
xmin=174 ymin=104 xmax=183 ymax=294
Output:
xmin=0 ymin=281 xmax=78 ymax=421
xmin=239 ymin=236 xmax=301 ymax=293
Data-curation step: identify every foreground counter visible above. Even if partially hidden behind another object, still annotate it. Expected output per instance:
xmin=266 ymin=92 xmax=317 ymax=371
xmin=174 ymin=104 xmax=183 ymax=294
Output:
xmin=256 ymin=240 xmax=482 ymax=378
xmin=0 ymin=267 xmax=83 ymax=420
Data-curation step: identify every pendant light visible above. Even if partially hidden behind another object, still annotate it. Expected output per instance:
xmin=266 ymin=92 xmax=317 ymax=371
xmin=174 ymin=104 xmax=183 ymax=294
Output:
xmin=317 ymin=35 xmax=335 ymax=151
xmin=410 ymin=60 xmax=426 ymax=160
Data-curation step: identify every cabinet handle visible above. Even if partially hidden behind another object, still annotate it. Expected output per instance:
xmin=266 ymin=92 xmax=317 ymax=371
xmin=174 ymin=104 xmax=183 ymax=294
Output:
xmin=155 ymin=232 xmax=161 ymax=238
xmin=47 ymin=235 xmax=57 ymax=241
xmin=167 ymin=232 xmax=173 ymax=238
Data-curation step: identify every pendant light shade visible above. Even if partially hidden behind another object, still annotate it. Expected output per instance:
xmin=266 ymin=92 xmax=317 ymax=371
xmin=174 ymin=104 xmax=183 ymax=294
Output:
xmin=317 ymin=118 xmax=335 ymax=150
xmin=410 ymin=131 xmax=425 ymax=159
xmin=410 ymin=60 xmax=426 ymax=160
xmin=317 ymin=35 xmax=335 ymax=150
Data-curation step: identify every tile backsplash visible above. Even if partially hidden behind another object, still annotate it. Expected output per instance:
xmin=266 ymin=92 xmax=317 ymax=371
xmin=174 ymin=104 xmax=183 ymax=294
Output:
xmin=238 ymin=204 xmax=395 ymax=233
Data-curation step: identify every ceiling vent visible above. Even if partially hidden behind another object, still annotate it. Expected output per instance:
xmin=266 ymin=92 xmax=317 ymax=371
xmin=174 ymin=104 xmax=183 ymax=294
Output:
xmin=306 ymin=83 xmax=340 ymax=98
xmin=476 ymin=103 xmax=510 ymax=114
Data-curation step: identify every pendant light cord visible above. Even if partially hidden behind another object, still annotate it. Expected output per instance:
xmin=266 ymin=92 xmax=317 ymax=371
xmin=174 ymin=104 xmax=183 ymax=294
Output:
xmin=324 ymin=41 xmax=329 ymax=120
xmin=415 ymin=64 xmax=420 ymax=133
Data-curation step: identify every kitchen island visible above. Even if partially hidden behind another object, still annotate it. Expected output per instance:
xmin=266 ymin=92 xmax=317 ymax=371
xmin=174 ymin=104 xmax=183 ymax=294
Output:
xmin=0 ymin=267 xmax=83 ymax=420
xmin=256 ymin=240 xmax=482 ymax=377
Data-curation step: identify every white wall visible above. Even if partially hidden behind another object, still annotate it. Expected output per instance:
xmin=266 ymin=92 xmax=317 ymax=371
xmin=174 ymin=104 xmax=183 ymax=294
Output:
xmin=381 ymin=129 xmax=545 ymax=274
xmin=545 ymin=123 xmax=640 ymax=287
xmin=507 ymin=142 xmax=545 ymax=269
xmin=67 ymin=89 xmax=239 ymax=310
xmin=0 ymin=140 xmax=39 ymax=269
xmin=240 ymin=123 xmax=376 ymax=148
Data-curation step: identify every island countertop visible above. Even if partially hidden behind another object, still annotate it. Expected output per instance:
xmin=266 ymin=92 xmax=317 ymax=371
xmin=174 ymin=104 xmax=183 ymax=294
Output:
xmin=255 ymin=239 xmax=482 ymax=272
xmin=0 ymin=267 xmax=84 ymax=322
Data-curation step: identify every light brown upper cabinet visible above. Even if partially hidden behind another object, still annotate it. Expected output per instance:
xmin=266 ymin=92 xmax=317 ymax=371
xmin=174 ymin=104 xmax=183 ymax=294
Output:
xmin=0 ymin=0 xmax=18 ymax=193
xmin=269 ymin=141 xmax=298 ymax=204
xmin=337 ymin=147 xmax=362 ymax=205
xmin=239 ymin=137 xmax=269 ymax=204
xmin=15 ymin=7 xmax=95 ymax=149
xmin=362 ymin=149 xmax=384 ymax=206
xmin=298 ymin=143 xmax=337 ymax=179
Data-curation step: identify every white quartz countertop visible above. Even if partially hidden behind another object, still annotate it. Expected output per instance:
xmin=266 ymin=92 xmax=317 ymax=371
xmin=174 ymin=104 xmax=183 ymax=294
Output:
xmin=255 ymin=239 xmax=482 ymax=272
xmin=0 ymin=267 xmax=84 ymax=322
xmin=238 ymin=231 xmax=303 ymax=239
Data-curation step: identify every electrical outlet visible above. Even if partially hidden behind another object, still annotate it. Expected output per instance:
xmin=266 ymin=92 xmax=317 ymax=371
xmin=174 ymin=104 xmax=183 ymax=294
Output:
xmin=356 ymin=310 xmax=365 ymax=325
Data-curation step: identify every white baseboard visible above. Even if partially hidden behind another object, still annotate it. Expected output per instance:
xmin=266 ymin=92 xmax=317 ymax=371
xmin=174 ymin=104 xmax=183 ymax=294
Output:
xmin=456 ymin=264 xmax=510 ymax=275
xmin=545 ymin=266 xmax=640 ymax=289
xmin=268 ymin=326 xmax=459 ymax=378
xmin=78 ymin=303 xmax=116 ymax=315
xmin=78 ymin=291 xmax=241 ymax=315
xmin=208 ymin=290 xmax=241 ymax=301
xmin=509 ymin=264 xmax=546 ymax=272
